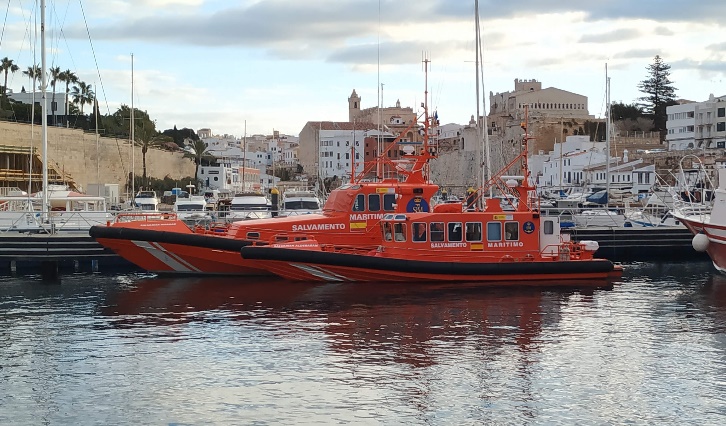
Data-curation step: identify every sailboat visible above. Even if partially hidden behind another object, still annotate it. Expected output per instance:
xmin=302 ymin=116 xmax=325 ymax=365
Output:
xmin=0 ymin=0 xmax=113 ymax=233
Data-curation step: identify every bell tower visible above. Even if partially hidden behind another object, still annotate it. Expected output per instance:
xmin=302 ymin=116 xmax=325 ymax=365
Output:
xmin=348 ymin=89 xmax=361 ymax=122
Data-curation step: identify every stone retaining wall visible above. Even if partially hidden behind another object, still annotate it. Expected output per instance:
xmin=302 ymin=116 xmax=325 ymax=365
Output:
xmin=0 ymin=121 xmax=195 ymax=194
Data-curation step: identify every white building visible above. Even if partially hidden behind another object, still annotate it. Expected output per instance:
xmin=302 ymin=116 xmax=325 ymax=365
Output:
xmin=9 ymin=90 xmax=69 ymax=119
xmin=536 ymin=136 xmax=607 ymax=189
xmin=666 ymin=94 xmax=726 ymax=151
xmin=536 ymin=136 xmax=655 ymax=194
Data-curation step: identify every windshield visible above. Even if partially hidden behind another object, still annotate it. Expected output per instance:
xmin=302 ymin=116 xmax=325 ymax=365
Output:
xmin=136 ymin=192 xmax=155 ymax=198
xmin=176 ymin=204 xmax=206 ymax=211
xmin=284 ymin=200 xmax=320 ymax=210
xmin=230 ymin=204 xmax=269 ymax=211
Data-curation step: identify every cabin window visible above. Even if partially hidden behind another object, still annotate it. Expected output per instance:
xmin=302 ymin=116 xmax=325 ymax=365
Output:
xmin=382 ymin=222 xmax=393 ymax=241
xmin=368 ymin=194 xmax=381 ymax=212
xmin=487 ymin=222 xmax=502 ymax=241
xmin=246 ymin=232 xmax=260 ymax=239
xmin=544 ymin=220 xmax=554 ymax=235
xmin=448 ymin=222 xmax=463 ymax=242
xmin=412 ymin=222 xmax=427 ymax=242
xmin=430 ymin=222 xmax=444 ymax=242
xmin=393 ymin=222 xmax=406 ymax=242
xmin=383 ymin=194 xmax=396 ymax=211
xmin=465 ymin=222 xmax=482 ymax=242
xmin=352 ymin=194 xmax=365 ymax=212
xmin=505 ymin=222 xmax=519 ymax=240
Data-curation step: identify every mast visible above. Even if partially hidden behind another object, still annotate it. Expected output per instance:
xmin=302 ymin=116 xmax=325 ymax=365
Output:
xmin=478 ymin=14 xmax=492 ymax=195
xmin=376 ymin=0 xmax=381 ymax=181
xmin=242 ymin=120 xmax=246 ymax=192
xmin=605 ymin=64 xmax=611 ymax=208
xmin=40 ymin=0 xmax=49 ymax=220
xmin=130 ymin=53 xmax=135 ymax=196
xmin=95 ymin=88 xmax=99 ymax=183
xmin=474 ymin=0 xmax=481 ymax=194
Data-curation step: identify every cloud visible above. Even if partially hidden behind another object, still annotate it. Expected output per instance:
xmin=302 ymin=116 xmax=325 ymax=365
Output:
xmin=579 ymin=29 xmax=641 ymax=44
xmin=612 ymin=49 xmax=661 ymax=60
xmin=654 ymin=26 xmax=674 ymax=36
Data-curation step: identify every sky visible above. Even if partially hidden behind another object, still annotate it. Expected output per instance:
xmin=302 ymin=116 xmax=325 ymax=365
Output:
xmin=1 ymin=0 xmax=725 ymax=138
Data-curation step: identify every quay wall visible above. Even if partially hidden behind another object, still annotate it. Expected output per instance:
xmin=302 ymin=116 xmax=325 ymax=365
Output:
xmin=0 ymin=121 xmax=195 ymax=197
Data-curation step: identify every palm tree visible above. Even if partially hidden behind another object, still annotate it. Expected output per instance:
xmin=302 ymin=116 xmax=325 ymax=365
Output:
xmin=183 ymin=139 xmax=215 ymax=187
xmin=49 ymin=66 xmax=61 ymax=125
xmin=71 ymin=81 xmax=94 ymax=115
xmin=1 ymin=57 xmax=20 ymax=100
xmin=59 ymin=69 xmax=78 ymax=126
xmin=135 ymin=119 xmax=173 ymax=187
xmin=22 ymin=64 xmax=41 ymax=91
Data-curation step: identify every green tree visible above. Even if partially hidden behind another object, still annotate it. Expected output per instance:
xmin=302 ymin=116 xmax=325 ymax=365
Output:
xmin=638 ymin=55 xmax=677 ymax=132
xmin=71 ymin=81 xmax=94 ymax=115
xmin=1 ymin=57 xmax=20 ymax=100
xmin=136 ymin=121 xmax=173 ymax=187
xmin=162 ymin=126 xmax=199 ymax=147
xmin=183 ymin=139 xmax=215 ymax=188
xmin=49 ymin=66 xmax=62 ymax=125
xmin=59 ymin=69 xmax=78 ymax=125
xmin=22 ymin=64 xmax=41 ymax=92
xmin=610 ymin=102 xmax=643 ymax=121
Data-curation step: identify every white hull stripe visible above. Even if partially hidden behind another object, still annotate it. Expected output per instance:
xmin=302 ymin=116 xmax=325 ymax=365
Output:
xmin=291 ymin=263 xmax=349 ymax=282
xmin=132 ymin=240 xmax=201 ymax=272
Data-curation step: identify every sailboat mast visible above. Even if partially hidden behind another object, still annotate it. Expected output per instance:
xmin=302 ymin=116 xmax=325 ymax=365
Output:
xmin=131 ymin=53 xmax=135 ymax=197
xmin=605 ymin=64 xmax=611 ymax=208
xmin=95 ymin=88 xmax=99 ymax=183
xmin=376 ymin=0 xmax=382 ymax=181
xmin=40 ymin=0 xmax=48 ymax=218
xmin=474 ymin=0 xmax=482 ymax=194
xmin=242 ymin=120 xmax=246 ymax=192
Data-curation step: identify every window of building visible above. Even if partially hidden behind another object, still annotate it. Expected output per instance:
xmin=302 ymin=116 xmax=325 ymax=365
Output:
xmin=448 ymin=222 xmax=463 ymax=242
xmin=719 ymin=107 xmax=725 ymax=118
xmin=430 ymin=222 xmax=444 ymax=242
xmin=717 ymin=122 xmax=726 ymax=132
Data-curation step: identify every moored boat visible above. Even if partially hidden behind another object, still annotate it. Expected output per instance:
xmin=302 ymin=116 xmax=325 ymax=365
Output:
xmin=89 ymin=73 xmax=441 ymax=275
xmin=673 ymin=167 xmax=726 ymax=273
xmin=240 ymin=118 xmax=622 ymax=284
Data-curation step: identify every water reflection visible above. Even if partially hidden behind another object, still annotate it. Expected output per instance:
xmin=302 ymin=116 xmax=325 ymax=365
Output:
xmin=102 ymin=276 xmax=615 ymax=368
xmin=2 ymin=263 xmax=725 ymax=424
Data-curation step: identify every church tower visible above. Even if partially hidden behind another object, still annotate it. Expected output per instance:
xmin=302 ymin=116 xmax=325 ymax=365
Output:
xmin=348 ymin=89 xmax=361 ymax=122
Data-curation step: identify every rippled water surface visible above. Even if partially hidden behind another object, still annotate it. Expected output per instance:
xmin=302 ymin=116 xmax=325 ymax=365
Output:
xmin=1 ymin=261 xmax=726 ymax=425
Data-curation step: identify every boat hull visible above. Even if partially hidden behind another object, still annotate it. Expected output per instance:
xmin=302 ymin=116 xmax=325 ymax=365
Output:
xmin=678 ymin=216 xmax=726 ymax=273
xmin=240 ymin=246 xmax=620 ymax=283
xmin=90 ymin=225 xmax=270 ymax=275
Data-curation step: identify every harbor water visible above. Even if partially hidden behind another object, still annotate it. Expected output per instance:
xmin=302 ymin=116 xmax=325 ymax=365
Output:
xmin=1 ymin=261 xmax=725 ymax=424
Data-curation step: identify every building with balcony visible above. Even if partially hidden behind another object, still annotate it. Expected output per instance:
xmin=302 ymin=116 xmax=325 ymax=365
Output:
xmin=666 ymin=94 xmax=726 ymax=151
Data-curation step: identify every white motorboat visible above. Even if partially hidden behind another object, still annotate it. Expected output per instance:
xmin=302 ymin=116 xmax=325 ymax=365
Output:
xmin=133 ymin=190 xmax=160 ymax=211
xmin=173 ymin=195 xmax=212 ymax=223
xmin=279 ymin=190 xmax=322 ymax=216
xmin=223 ymin=192 xmax=272 ymax=221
